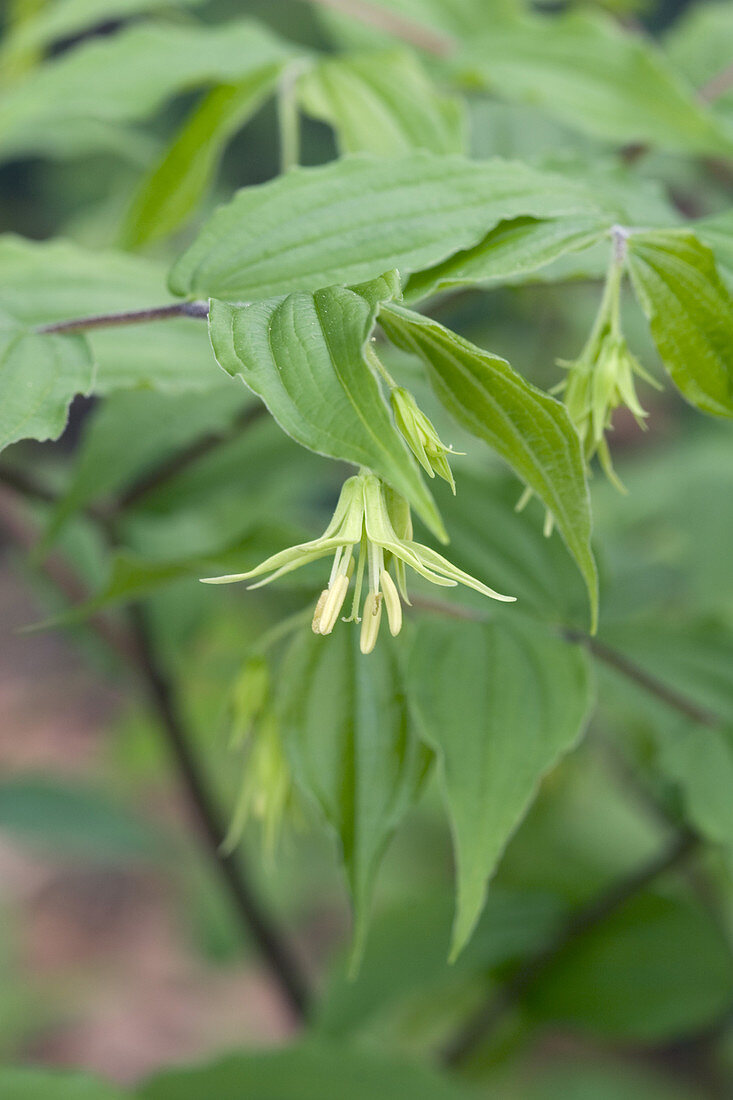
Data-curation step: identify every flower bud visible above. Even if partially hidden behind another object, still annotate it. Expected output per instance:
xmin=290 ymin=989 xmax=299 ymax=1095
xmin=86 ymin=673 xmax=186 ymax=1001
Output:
xmin=229 ymin=656 xmax=269 ymax=747
xmin=390 ymin=387 xmax=458 ymax=493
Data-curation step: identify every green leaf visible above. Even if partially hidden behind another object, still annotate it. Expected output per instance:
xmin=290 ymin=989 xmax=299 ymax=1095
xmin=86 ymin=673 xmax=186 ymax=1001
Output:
xmin=298 ymin=49 xmax=466 ymax=156
xmin=120 ymin=66 xmax=282 ymax=249
xmin=0 ymin=235 xmax=215 ymax=393
xmin=665 ymin=1 xmax=733 ymax=121
xmin=136 ymin=1042 xmax=472 ymax=1100
xmin=1 ymin=0 xmax=206 ymax=73
xmin=379 ymin=302 xmax=598 ymax=627
xmin=316 ymin=887 xmax=563 ymax=1037
xmin=0 ymin=776 xmax=166 ymax=862
xmin=656 ymin=724 xmax=733 ymax=849
xmin=42 ymin=383 xmax=252 ymax=546
xmin=208 ymin=274 xmax=445 ymax=539
xmin=27 ymin=525 xmax=298 ymax=631
xmin=314 ymin=0 xmax=522 ymax=51
xmin=0 ymin=19 xmax=293 ymax=162
xmin=408 ymin=616 xmax=593 ymax=956
xmin=434 ymin=471 xmax=589 ymax=628
xmin=405 ymin=214 xmax=611 ymax=301
xmin=278 ymin=631 xmax=431 ymax=964
xmin=0 ymin=312 xmax=94 ymax=452
xmin=527 ymin=891 xmax=733 ymax=1040
xmin=597 ymin=616 xmax=733 ymax=849
xmin=459 ymin=9 xmax=733 ymax=155
xmin=626 ymin=229 xmax=733 ymax=418
xmin=693 ymin=210 xmax=733 ymax=291
xmin=0 ymin=1069 xmax=123 ymax=1100
xmin=169 ymin=152 xmax=610 ymax=301
xmin=512 ymin=1057 xmax=706 ymax=1100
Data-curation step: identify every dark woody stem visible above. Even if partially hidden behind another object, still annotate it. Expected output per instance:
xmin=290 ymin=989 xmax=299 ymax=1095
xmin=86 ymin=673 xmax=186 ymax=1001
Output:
xmin=36 ymin=300 xmax=210 ymax=335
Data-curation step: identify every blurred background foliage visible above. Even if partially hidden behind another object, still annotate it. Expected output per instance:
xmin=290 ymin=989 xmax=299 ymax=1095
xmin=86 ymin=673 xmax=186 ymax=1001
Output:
xmin=0 ymin=0 xmax=732 ymax=1097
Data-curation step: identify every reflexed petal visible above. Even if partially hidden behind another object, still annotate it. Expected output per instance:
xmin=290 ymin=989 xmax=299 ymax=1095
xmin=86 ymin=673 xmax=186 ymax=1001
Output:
xmin=408 ymin=542 xmax=516 ymax=602
xmin=200 ymin=541 xmax=341 ymax=585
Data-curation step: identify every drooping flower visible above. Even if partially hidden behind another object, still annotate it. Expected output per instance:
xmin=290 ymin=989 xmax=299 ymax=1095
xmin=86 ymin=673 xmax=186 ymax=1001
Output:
xmin=201 ymin=472 xmax=515 ymax=654
xmin=558 ymin=332 xmax=660 ymax=490
xmin=390 ymin=386 xmax=461 ymax=492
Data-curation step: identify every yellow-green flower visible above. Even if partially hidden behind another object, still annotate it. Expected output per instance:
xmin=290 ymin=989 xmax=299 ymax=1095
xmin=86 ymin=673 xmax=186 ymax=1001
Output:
xmin=559 ymin=332 xmax=660 ymax=489
xmin=390 ymin=386 xmax=461 ymax=492
xmin=202 ymin=472 xmax=515 ymax=654
xmin=223 ymin=707 xmax=292 ymax=858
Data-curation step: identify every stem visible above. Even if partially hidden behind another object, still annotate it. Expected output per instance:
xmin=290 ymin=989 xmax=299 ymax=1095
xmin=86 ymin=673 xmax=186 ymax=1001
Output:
xmin=566 ymin=630 xmax=721 ymax=729
xmin=580 ymin=236 xmax=626 ymax=359
xmin=364 ymin=340 xmax=398 ymax=388
xmin=36 ymin=300 xmax=210 ymax=336
xmin=126 ymin=604 xmax=311 ymax=1021
xmin=277 ymin=63 xmax=304 ymax=174
xmin=119 ymin=402 xmax=267 ymax=509
xmin=291 ymin=0 xmax=455 ymax=56
xmin=443 ymin=829 xmax=698 ymax=1066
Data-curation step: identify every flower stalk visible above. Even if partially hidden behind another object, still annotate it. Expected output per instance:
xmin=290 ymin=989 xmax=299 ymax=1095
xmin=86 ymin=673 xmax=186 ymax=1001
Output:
xmin=556 ymin=230 xmax=660 ymax=489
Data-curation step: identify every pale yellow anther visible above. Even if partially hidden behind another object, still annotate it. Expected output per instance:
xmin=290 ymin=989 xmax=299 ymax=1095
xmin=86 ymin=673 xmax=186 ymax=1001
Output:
xmin=311 ymin=589 xmax=329 ymax=634
xmin=318 ymin=573 xmax=350 ymax=635
xmin=379 ymin=568 xmax=402 ymax=637
xmin=359 ymin=591 xmax=383 ymax=654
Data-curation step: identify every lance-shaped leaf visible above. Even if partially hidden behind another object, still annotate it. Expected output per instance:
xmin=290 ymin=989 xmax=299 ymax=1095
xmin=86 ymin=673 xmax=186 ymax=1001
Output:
xmin=208 ymin=273 xmax=445 ymax=540
xmin=0 ymin=19 xmax=293 ymax=163
xmin=41 ymin=384 xmax=252 ymax=548
xmin=298 ymin=49 xmax=466 ymax=156
xmin=458 ymin=8 xmax=733 ymax=156
xmin=405 ymin=214 xmax=610 ymax=301
xmin=120 ymin=65 xmax=283 ymax=249
xmin=0 ymin=311 xmax=94 ymax=452
xmin=1 ymin=0 xmax=207 ymax=70
xmin=279 ymin=631 xmax=431 ymax=966
xmin=408 ymin=617 xmax=593 ymax=957
xmin=379 ymin=302 xmax=598 ymax=627
xmin=626 ymin=229 xmax=733 ymax=419
xmin=138 ymin=1042 xmax=472 ymax=1100
xmin=169 ymin=152 xmax=610 ymax=301
xmin=0 ymin=1067 xmax=124 ymax=1100
xmin=694 ymin=210 xmax=733 ymax=291
xmin=25 ymin=523 xmax=304 ymax=633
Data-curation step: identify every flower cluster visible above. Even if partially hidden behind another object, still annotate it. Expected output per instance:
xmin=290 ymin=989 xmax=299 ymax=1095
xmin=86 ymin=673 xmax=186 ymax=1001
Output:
xmin=558 ymin=332 xmax=659 ymax=490
xmin=202 ymin=471 xmax=514 ymax=654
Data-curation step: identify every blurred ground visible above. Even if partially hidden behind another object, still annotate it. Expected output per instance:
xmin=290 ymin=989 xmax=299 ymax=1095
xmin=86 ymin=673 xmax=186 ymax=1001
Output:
xmin=0 ymin=561 xmax=294 ymax=1085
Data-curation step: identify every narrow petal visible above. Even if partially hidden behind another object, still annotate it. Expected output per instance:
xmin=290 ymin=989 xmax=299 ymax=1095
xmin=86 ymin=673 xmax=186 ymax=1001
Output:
xmin=408 ymin=542 xmax=516 ymax=602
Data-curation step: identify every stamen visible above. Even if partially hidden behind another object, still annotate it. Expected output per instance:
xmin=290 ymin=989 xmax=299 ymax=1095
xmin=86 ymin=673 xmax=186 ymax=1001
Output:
xmin=380 ymin=568 xmax=402 ymax=636
xmin=328 ymin=546 xmax=344 ymax=587
xmin=318 ymin=573 xmax=350 ymax=635
xmin=345 ymin=531 xmax=367 ymax=622
xmin=360 ymin=591 xmax=383 ymax=654
xmin=311 ymin=589 xmax=329 ymax=634
xmin=368 ymin=538 xmax=384 ymax=595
